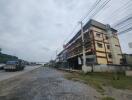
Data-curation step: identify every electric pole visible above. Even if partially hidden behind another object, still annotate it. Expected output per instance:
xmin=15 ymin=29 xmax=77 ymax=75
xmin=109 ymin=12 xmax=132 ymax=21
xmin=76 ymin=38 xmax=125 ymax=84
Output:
xmin=79 ymin=21 xmax=87 ymax=71
xmin=106 ymin=24 xmax=117 ymax=64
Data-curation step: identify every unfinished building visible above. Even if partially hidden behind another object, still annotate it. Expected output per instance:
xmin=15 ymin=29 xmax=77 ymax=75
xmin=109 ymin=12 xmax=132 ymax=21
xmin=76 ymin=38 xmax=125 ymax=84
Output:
xmin=58 ymin=19 xmax=123 ymax=69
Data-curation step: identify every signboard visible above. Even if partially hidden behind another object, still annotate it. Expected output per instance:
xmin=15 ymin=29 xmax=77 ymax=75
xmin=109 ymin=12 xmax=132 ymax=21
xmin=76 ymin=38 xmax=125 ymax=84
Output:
xmin=78 ymin=57 xmax=82 ymax=65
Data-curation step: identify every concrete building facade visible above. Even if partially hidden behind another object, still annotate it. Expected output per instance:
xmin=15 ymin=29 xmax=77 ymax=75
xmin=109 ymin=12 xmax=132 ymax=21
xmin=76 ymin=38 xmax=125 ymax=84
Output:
xmin=58 ymin=19 xmax=123 ymax=69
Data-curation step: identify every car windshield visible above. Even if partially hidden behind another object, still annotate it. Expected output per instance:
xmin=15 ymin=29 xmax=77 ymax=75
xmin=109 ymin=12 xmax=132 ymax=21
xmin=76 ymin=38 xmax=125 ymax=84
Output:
xmin=6 ymin=61 xmax=18 ymax=65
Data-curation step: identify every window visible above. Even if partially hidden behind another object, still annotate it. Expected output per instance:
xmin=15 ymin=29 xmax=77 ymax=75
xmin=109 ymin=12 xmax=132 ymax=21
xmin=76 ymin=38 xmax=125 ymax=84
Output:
xmin=105 ymin=36 xmax=109 ymax=39
xmin=96 ymin=33 xmax=101 ymax=37
xmin=118 ymin=54 xmax=122 ymax=55
xmin=108 ymin=53 xmax=112 ymax=58
xmin=97 ymin=43 xmax=103 ymax=48
xmin=107 ymin=45 xmax=110 ymax=49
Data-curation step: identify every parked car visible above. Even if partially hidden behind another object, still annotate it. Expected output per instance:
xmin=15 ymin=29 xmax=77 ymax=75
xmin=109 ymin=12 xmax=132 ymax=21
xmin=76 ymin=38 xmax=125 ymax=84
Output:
xmin=4 ymin=60 xmax=25 ymax=71
xmin=0 ymin=64 xmax=5 ymax=70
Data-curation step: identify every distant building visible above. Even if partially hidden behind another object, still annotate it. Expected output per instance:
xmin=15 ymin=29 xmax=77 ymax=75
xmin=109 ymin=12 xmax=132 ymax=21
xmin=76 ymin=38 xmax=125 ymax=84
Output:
xmin=58 ymin=19 xmax=123 ymax=69
xmin=57 ymin=50 xmax=67 ymax=62
xmin=57 ymin=49 xmax=68 ymax=68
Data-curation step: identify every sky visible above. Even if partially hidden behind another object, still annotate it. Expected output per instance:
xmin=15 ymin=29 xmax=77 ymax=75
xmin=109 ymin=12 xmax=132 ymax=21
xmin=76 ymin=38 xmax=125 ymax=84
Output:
xmin=0 ymin=0 xmax=132 ymax=62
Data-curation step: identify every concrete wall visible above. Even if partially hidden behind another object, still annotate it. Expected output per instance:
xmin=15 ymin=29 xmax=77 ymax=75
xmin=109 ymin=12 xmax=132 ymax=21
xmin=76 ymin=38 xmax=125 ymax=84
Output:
xmin=97 ymin=58 xmax=107 ymax=64
xmin=126 ymin=71 xmax=132 ymax=76
xmin=86 ymin=64 xmax=130 ymax=72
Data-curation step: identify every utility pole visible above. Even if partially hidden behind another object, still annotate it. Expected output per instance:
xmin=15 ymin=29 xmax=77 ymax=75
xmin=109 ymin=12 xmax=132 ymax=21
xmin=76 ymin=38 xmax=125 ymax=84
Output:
xmin=106 ymin=24 xmax=117 ymax=64
xmin=79 ymin=21 xmax=87 ymax=72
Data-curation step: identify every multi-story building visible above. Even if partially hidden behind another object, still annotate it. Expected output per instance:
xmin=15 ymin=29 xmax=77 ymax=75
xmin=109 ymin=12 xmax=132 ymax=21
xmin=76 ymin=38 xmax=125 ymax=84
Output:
xmin=58 ymin=19 xmax=123 ymax=69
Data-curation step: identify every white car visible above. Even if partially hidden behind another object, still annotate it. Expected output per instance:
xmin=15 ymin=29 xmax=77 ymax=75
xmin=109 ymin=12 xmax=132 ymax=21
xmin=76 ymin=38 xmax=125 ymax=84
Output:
xmin=0 ymin=64 xmax=5 ymax=70
xmin=4 ymin=60 xmax=25 ymax=71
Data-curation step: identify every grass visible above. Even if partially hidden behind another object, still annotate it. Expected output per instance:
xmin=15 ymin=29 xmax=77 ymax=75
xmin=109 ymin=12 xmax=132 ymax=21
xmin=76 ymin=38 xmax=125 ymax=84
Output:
xmin=101 ymin=96 xmax=115 ymax=100
xmin=65 ymin=72 xmax=132 ymax=93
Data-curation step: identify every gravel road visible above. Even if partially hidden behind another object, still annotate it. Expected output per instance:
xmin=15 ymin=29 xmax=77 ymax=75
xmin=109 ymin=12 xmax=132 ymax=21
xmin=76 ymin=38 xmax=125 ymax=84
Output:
xmin=0 ymin=67 xmax=100 ymax=100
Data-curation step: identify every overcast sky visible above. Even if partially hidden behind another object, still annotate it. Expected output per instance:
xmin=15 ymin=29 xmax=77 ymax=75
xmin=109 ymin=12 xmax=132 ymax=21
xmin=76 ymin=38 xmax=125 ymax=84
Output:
xmin=0 ymin=0 xmax=132 ymax=62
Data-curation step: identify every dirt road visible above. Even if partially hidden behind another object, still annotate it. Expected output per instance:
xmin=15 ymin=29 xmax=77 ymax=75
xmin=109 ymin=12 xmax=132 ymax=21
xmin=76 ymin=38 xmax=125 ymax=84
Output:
xmin=0 ymin=67 xmax=100 ymax=100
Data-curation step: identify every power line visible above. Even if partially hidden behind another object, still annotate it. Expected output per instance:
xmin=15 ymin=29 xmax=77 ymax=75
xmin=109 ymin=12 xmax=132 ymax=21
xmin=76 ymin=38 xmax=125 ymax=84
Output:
xmin=63 ymin=0 xmax=104 ymax=45
xmin=83 ymin=0 xmax=112 ymax=25
xmin=63 ymin=0 xmax=112 ymax=45
xmin=90 ymin=0 xmax=112 ymax=18
xmin=117 ymin=22 xmax=132 ymax=30
xmin=63 ymin=23 xmax=79 ymax=44
xmin=108 ymin=0 xmax=132 ymax=21
xmin=114 ymin=15 xmax=132 ymax=27
xmin=59 ymin=0 xmax=129 ymax=52
xmin=81 ymin=0 xmax=102 ymax=21
xmin=118 ymin=26 xmax=132 ymax=35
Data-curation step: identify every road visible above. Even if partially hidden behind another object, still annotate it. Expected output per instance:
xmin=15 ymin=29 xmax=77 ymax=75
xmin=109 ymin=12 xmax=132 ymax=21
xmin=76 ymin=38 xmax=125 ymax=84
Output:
xmin=0 ymin=67 xmax=100 ymax=100
xmin=0 ymin=65 xmax=41 ymax=81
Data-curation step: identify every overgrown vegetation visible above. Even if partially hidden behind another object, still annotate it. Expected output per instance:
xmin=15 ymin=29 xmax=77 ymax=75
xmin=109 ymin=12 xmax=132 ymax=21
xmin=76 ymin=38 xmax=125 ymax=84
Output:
xmin=65 ymin=72 xmax=132 ymax=93
xmin=101 ymin=96 xmax=115 ymax=100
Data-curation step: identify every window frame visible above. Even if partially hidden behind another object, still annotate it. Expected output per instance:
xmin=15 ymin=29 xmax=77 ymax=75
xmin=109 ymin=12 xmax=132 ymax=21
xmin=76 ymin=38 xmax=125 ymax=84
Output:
xmin=108 ymin=53 xmax=112 ymax=58
xmin=107 ymin=45 xmax=110 ymax=49
xmin=96 ymin=33 xmax=101 ymax=38
xmin=97 ymin=42 xmax=103 ymax=48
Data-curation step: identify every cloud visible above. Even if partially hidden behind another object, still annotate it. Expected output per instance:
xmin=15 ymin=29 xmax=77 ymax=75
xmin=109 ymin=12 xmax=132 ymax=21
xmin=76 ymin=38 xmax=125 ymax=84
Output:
xmin=0 ymin=0 xmax=131 ymax=62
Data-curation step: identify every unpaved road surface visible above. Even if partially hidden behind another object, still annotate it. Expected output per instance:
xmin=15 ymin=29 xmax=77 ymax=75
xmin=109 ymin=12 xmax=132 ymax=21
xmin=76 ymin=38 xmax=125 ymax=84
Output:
xmin=0 ymin=67 xmax=100 ymax=100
